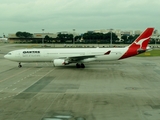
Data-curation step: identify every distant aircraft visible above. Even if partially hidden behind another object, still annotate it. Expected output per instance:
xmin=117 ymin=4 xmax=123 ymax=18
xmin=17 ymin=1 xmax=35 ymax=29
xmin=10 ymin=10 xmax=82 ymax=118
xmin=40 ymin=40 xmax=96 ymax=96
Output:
xmin=0 ymin=34 xmax=8 ymax=42
xmin=4 ymin=28 xmax=154 ymax=68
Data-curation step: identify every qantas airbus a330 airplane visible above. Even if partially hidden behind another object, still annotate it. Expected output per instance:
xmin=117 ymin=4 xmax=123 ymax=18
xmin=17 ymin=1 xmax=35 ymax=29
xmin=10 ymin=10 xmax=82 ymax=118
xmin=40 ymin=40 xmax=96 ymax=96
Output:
xmin=4 ymin=28 xmax=154 ymax=68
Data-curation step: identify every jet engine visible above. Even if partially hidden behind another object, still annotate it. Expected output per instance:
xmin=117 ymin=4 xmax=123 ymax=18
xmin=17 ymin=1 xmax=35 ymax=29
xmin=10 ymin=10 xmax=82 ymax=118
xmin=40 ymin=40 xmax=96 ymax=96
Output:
xmin=53 ymin=59 xmax=68 ymax=66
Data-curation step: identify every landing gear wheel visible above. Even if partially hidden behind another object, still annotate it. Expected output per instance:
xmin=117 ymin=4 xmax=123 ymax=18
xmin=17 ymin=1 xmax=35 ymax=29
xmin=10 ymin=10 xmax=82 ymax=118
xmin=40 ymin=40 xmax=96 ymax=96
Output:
xmin=18 ymin=62 xmax=22 ymax=68
xmin=76 ymin=63 xmax=85 ymax=68
xmin=81 ymin=63 xmax=85 ymax=68
xmin=76 ymin=63 xmax=80 ymax=68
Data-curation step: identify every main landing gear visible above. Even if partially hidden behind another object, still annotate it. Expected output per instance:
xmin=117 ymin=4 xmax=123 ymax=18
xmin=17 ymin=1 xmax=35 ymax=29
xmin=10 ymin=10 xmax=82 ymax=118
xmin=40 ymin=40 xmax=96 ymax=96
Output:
xmin=18 ymin=62 xmax=22 ymax=68
xmin=76 ymin=63 xmax=85 ymax=68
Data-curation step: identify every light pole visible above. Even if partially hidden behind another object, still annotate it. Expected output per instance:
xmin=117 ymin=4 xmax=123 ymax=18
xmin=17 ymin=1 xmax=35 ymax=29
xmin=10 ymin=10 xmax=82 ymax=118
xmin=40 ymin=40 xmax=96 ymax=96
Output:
xmin=110 ymin=29 xmax=113 ymax=47
xmin=73 ymin=29 xmax=75 ymax=44
xmin=42 ymin=29 xmax=44 ymax=47
xmin=155 ymin=38 xmax=156 ymax=46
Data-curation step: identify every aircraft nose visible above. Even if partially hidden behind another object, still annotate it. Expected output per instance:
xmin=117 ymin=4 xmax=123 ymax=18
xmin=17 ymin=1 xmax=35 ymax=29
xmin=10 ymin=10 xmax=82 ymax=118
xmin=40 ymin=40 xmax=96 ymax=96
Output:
xmin=4 ymin=54 xmax=7 ymax=59
xmin=4 ymin=54 xmax=10 ymax=59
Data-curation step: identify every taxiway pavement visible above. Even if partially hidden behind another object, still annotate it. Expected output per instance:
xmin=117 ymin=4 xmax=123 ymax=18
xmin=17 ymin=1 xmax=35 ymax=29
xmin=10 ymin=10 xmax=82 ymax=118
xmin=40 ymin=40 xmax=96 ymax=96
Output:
xmin=0 ymin=44 xmax=160 ymax=120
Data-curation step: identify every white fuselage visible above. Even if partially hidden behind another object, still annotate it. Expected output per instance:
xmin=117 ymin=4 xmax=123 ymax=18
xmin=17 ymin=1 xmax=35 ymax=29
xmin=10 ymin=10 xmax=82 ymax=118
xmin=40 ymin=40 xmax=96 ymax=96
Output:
xmin=4 ymin=48 xmax=128 ymax=63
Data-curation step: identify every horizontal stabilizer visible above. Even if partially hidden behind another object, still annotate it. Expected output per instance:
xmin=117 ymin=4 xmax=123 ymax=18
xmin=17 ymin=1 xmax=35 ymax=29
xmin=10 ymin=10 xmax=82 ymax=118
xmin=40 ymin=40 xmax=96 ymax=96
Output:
xmin=104 ymin=50 xmax=111 ymax=55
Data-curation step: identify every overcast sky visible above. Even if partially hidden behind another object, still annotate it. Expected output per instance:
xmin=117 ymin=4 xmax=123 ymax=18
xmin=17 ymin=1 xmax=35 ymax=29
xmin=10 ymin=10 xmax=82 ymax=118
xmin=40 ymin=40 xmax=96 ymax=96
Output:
xmin=0 ymin=0 xmax=159 ymax=35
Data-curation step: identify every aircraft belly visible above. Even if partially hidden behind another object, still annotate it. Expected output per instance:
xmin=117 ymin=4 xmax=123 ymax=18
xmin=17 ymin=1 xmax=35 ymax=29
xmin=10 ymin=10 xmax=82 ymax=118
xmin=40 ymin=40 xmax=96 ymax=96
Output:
xmin=20 ymin=56 xmax=52 ymax=62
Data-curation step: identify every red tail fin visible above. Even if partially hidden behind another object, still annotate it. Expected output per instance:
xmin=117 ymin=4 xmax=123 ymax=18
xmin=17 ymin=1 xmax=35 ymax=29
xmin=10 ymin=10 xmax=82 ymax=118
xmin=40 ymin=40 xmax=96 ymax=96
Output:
xmin=128 ymin=28 xmax=154 ymax=49
xmin=120 ymin=28 xmax=154 ymax=59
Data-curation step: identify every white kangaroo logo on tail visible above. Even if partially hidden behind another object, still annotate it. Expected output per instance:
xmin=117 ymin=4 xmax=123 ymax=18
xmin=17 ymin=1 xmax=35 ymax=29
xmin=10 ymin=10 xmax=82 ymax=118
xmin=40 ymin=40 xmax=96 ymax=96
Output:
xmin=134 ymin=36 xmax=150 ymax=49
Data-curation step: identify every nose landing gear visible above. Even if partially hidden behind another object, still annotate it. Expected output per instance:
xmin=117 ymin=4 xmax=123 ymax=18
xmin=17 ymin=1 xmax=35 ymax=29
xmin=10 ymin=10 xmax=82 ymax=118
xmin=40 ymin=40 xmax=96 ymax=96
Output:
xmin=18 ymin=62 xmax=22 ymax=68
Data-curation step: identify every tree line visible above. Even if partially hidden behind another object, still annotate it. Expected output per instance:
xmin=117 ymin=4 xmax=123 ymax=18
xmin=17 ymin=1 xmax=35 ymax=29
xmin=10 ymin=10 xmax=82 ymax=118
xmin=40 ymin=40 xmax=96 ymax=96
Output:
xmin=15 ymin=31 xmax=158 ymax=44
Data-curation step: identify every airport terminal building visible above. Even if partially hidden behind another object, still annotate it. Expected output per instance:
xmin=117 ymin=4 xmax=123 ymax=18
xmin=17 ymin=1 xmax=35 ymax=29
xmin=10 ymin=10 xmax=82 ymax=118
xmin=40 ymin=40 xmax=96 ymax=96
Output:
xmin=8 ymin=33 xmax=58 ymax=43
xmin=7 ymin=29 xmax=159 ymax=43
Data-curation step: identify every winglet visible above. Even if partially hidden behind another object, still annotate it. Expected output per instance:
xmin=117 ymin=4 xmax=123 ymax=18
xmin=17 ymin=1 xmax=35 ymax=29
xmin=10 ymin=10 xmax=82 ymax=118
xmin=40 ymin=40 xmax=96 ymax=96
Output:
xmin=104 ymin=50 xmax=111 ymax=55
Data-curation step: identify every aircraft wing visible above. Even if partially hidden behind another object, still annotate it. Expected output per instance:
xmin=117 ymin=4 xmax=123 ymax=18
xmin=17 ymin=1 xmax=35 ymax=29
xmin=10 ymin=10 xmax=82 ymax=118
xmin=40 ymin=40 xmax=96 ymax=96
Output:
xmin=59 ymin=50 xmax=111 ymax=63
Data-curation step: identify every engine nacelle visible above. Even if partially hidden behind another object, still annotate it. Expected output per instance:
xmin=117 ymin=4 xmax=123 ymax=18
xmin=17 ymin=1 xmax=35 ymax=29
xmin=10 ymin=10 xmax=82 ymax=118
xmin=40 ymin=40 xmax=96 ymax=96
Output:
xmin=53 ymin=59 xmax=67 ymax=66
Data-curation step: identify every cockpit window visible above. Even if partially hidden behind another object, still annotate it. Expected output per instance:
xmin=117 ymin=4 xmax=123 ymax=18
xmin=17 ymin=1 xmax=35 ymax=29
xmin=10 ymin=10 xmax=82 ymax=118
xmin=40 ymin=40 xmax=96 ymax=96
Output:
xmin=7 ymin=53 xmax=12 ymax=55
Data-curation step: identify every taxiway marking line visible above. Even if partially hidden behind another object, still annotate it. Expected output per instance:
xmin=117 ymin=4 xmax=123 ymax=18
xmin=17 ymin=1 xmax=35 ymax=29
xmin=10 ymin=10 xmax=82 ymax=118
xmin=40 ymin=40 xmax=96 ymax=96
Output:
xmin=0 ymin=68 xmax=31 ymax=83
xmin=16 ymin=68 xmax=55 ymax=96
